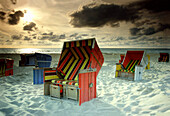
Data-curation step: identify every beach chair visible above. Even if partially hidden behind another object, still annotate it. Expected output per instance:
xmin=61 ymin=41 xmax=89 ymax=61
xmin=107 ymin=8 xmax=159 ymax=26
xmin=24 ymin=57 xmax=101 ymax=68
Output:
xmin=0 ymin=58 xmax=14 ymax=77
xmin=44 ymin=38 xmax=104 ymax=105
xmin=158 ymin=53 xmax=169 ymax=62
xmin=19 ymin=53 xmax=52 ymax=67
xmin=115 ymin=51 xmax=148 ymax=81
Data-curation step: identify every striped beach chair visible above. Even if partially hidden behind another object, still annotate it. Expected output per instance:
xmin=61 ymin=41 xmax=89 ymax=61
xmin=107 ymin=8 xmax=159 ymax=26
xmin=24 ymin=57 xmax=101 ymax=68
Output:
xmin=158 ymin=53 xmax=169 ymax=62
xmin=115 ymin=51 xmax=148 ymax=81
xmin=44 ymin=38 xmax=104 ymax=105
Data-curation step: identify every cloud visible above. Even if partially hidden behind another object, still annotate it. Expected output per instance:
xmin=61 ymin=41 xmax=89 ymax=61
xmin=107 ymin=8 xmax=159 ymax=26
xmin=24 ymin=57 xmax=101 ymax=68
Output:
xmin=5 ymin=40 xmax=13 ymax=45
xmin=128 ymin=36 xmax=140 ymax=40
xmin=0 ymin=10 xmax=24 ymax=25
xmin=11 ymin=34 xmax=22 ymax=40
xmin=115 ymin=37 xmax=125 ymax=41
xmin=8 ymin=10 xmax=24 ymax=25
xmin=24 ymin=36 xmax=31 ymax=40
xmin=23 ymin=22 xmax=37 ymax=31
xmin=69 ymin=33 xmax=78 ymax=37
xmin=70 ymin=0 xmax=170 ymax=28
xmin=37 ymin=33 xmax=66 ymax=42
xmin=10 ymin=0 xmax=17 ymax=5
xmin=130 ymin=27 xmax=143 ymax=36
xmin=42 ymin=32 xmax=53 ymax=35
xmin=79 ymin=34 xmax=88 ymax=36
xmin=128 ymin=0 xmax=170 ymax=13
xmin=70 ymin=3 xmax=138 ymax=27
xmin=39 ymin=36 xmax=49 ymax=40
xmin=58 ymin=34 xmax=65 ymax=39
xmin=130 ymin=23 xmax=170 ymax=36
xmin=0 ymin=11 xmax=6 ymax=20
xmin=70 ymin=0 xmax=170 ymax=37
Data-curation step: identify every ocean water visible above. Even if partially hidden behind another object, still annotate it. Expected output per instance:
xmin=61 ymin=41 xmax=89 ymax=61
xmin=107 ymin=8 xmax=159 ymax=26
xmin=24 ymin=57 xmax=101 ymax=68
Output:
xmin=0 ymin=48 xmax=170 ymax=54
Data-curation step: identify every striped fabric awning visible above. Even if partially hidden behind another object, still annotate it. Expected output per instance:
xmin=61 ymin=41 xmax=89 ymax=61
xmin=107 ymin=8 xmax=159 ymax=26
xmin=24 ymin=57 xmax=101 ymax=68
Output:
xmin=55 ymin=38 xmax=104 ymax=83
xmin=120 ymin=60 xmax=140 ymax=72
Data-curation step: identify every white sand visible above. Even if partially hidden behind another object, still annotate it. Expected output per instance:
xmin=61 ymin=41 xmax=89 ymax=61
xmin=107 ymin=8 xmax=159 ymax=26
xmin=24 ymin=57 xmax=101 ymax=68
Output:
xmin=0 ymin=53 xmax=170 ymax=116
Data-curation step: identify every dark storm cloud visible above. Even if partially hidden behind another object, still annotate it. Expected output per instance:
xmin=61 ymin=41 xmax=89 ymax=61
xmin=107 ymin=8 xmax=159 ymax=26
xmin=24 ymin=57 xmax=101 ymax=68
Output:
xmin=0 ymin=11 xmax=6 ymax=20
xmin=128 ymin=0 xmax=170 ymax=13
xmin=70 ymin=0 xmax=170 ymax=36
xmin=70 ymin=4 xmax=138 ymax=27
xmin=130 ymin=27 xmax=143 ymax=36
xmin=11 ymin=0 xmax=17 ymax=5
xmin=23 ymin=22 xmax=37 ymax=31
xmin=130 ymin=23 xmax=170 ymax=36
xmin=70 ymin=0 xmax=170 ymax=28
xmin=8 ymin=10 xmax=24 ymax=25
xmin=0 ymin=10 xmax=24 ymax=24
xmin=134 ymin=20 xmax=157 ymax=27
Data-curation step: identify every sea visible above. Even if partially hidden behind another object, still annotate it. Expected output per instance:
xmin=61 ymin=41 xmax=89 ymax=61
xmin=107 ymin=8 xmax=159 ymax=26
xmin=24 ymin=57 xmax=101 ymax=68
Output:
xmin=0 ymin=48 xmax=170 ymax=54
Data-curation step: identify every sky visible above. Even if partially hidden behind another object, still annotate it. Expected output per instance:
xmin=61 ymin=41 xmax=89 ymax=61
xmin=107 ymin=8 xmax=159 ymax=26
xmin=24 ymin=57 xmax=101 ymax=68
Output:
xmin=0 ymin=0 xmax=170 ymax=48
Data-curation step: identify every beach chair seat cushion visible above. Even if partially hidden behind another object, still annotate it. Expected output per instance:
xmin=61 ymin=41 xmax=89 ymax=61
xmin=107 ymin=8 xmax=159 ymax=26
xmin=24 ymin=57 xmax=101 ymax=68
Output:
xmin=52 ymin=79 xmax=78 ymax=86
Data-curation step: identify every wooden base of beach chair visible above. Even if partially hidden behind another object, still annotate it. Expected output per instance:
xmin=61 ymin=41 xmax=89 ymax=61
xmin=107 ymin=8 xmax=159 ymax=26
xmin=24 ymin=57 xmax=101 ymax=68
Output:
xmin=64 ymin=85 xmax=79 ymax=101
xmin=44 ymin=82 xmax=51 ymax=95
xmin=118 ymin=71 xmax=134 ymax=81
xmin=50 ymin=84 xmax=63 ymax=98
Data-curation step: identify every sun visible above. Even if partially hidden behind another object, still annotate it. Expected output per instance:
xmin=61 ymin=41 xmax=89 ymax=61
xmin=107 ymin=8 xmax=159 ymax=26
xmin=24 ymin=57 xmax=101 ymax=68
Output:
xmin=22 ymin=10 xmax=34 ymax=23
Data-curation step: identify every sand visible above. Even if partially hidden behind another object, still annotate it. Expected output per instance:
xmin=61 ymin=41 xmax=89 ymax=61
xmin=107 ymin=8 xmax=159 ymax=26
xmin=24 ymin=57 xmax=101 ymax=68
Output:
xmin=0 ymin=53 xmax=170 ymax=116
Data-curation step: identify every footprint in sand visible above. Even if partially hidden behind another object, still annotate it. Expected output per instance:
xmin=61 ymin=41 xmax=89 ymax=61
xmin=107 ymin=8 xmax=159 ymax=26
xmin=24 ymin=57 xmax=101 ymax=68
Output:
xmin=149 ymin=105 xmax=161 ymax=110
xmin=0 ymin=101 xmax=9 ymax=108
xmin=11 ymin=91 xmax=18 ymax=95
xmin=141 ymin=87 xmax=154 ymax=95
xmin=0 ymin=108 xmax=14 ymax=115
xmin=25 ymin=109 xmax=37 ymax=114
xmin=107 ymin=96 xmax=113 ymax=101
xmin=149 ymin=93 xmax=157 ymax=97
xmin=117 ymin=103 xmax=125 ymax=108
xmin=131 ymin=108 xmax=141 ymax=114
xmin=28 ymin=102 xmax=42 ymax=108
xmin=124 ymin=91 xmax=131 ymax=95
xmin=123 ymin=106 xmax=131 ymax=112
xmin=34 ymin=110 xmax=46 ymax=116
xmin=10 ymin=101 xmax=22 ymax=107
xmin=130 ymin=95 xmax=138 ymax=99
xmin=141 ymin=111 xmax=151 ymax=114
xmin=160 ymin=107 xmax=170 ymax=112
xmin=5 ymin=96 xmax=17 ymax=101
xmin=8 ymin=88 xmax=15 ymax=92
xmin=25 ymin=101 xmax=31 ymax=105
xmin=130 ymin=101 xmax=139 ymax=106
xmin=30 ymin=97 xmax=42 ymax=102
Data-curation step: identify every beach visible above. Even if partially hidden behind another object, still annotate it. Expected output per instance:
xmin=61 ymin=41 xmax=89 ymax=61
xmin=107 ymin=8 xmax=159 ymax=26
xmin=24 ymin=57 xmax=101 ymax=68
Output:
xmin=0 ymin=53 xmax=170 ymax=116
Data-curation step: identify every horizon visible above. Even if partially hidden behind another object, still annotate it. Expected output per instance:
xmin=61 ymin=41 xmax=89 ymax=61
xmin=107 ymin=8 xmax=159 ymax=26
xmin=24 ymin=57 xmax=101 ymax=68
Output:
xmin=0 ymin=48 xmax=170 ymax=54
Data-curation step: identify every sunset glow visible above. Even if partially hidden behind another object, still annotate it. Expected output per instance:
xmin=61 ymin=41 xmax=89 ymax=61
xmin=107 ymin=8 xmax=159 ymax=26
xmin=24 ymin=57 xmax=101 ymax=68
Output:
xmin=20 ymin=48 xmax=39 ymax=53
xmin=22 ymin=10 xmax=34 ymax=23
